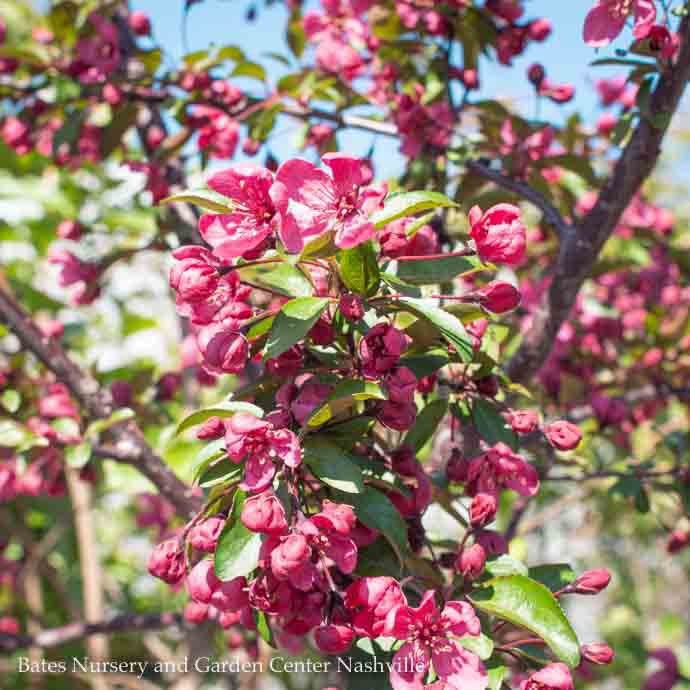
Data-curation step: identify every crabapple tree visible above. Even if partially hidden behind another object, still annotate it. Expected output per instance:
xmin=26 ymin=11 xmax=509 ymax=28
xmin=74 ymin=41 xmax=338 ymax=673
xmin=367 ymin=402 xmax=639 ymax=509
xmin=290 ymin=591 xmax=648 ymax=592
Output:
xmin=0 ymin=1 xmax=690 ymax=690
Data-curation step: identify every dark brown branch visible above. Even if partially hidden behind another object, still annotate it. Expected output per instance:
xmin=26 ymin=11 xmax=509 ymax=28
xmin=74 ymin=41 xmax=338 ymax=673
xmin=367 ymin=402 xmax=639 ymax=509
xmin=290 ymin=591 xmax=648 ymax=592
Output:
xmin=0 ymin=284 xmax=201 ymax=518
xmin=466 ymin=160 xmax=572 ymax=238
xmin=507 ymin=13 xmax=690 ymax=382
xmin=0 ymin=613 xmax=184 ymax=653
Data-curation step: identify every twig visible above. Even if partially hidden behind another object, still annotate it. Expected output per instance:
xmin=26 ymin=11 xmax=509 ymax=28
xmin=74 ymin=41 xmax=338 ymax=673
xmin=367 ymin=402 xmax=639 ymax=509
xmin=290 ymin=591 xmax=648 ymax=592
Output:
xmin=0 ymin=613 xmax=184 ymax=653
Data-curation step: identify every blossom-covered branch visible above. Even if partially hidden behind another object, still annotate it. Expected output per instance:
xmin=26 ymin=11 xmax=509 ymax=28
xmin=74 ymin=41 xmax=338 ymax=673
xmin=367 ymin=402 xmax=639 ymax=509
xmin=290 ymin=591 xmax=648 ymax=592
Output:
xmin=507 ymin=11 xmax=690 ymax=382
xmin=0 ymin=284 xmax=200 ymax=518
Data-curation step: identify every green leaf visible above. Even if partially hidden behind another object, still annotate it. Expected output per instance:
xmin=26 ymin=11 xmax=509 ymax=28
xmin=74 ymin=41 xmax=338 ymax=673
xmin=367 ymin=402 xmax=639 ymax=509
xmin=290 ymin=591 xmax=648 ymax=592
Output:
xmin=264 ymin=297 xmax=329 ymax=360
xmin=337 ymin=242 xmax=380 ymax=297
xmin=386 ymin=254 xmax=483 ymax=285
xmin=65 ymin=441 xmax=93 ymax=469
xmin=338 ymin=487 xmax=408 ymax=561
xmin=393 ymin=297 xmax=474 ymax=362
xmin=487 ymin=663 xmax=507 ymax=690
xmin=215 ymin=491 xmax=263 ymax=581
xmin=307 ymin=380 xmax=386 ymax=427
xmin=0 ymin=389 xmax=21 ymax=414
xmin=198 ymin=461 xmax=242 ymax=489
xmin=159 ymin=189 xmax=233 ymax=213
xmin=399 ymin=348 xmax=450 ymax=378
xmin=255 ymin=611 xmax=276 ymax=648
xmin=403 ymin=399 xmax=448 ymax=452
xmin=245 ymin=262 xmax=313 ymax=298
xmin=528 ymin=564 xmax=576 ymax=593
xmin=459 ymin=633 xmax=494 ymax=660
xmin=232 ymin=60 xmax=267 ymax=81
xmin=85 ymin=408 xmax=135 ymax=440
xmin=303 ymin=439 xmax=365 ymax=494
xmin=472 ymin=399 xmax=518 ymax=450
xmin=176 ymin=401 xmax=263 ymax=436
xmin=469 ymin=575 xmax=581 ymax=667
xmin=485 ymin=555 xmax=528 ymax=578
xmin=371 ymin=191 xmax=457 ymax=228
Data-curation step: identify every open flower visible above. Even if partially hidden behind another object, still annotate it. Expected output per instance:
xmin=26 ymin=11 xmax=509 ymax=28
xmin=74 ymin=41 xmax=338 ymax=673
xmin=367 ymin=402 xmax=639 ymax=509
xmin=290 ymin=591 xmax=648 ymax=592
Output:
xmin=385 ymin=590 xmax=487 ymax=690
xmin=198 ymin=164 xmax=279 ymax=260
xmin=224 ymin=413 xmax=302 ymax=493
xmin=271 ymin=153 xmax=387 ymax=252
xmin=583 ymin=0 xmax=656 ymax=47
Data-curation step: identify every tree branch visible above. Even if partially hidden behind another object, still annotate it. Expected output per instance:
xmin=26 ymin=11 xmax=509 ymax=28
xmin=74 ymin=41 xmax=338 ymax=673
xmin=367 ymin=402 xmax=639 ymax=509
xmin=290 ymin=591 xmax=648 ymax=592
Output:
xmin=0 ymin=284 xmax=201 ymax=519
xmin=507 ymin=14 xmax=690 ymax=382
xmin=0 ymin=613 xmax=184 ymax=653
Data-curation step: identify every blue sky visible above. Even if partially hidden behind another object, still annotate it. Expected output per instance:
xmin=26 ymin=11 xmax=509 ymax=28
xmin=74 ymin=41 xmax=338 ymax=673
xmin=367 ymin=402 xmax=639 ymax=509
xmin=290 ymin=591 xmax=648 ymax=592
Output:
xmin=126 ymin=0 xmax=660 ymax=177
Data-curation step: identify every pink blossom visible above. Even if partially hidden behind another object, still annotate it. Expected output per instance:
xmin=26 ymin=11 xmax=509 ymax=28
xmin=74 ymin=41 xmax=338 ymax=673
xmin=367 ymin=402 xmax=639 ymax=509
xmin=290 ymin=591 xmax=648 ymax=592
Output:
xmin=315 ymin=623 xmax=355 ymax=654
xmin=509 ymin=409 xmax=539 ymax=434
xmin=39 ymin=383 xmax=79 ymax=420
xmin=241 ymin=491 xmax=288 ymax=535
xmin=188 ymin=516 xmax=225 ymax=552
xmin=520 ymin=663 xmax=573 ymax=690
xmin=583 ymin=0 xmax=656 ymax=47
xmin=379 ymin=219 xmax=440 ymax=258
xmin=196 ymin=323 xmax=248 ymax=375
xmin=147 ymin=539 xmax=186 ymax=585
xmin=544 ymin=420 xmax=582 ymax=450
xmin=385 ymin=590 xmax=487 ymax=690
xmin=193 ymin=106 xmax=240 ymax=159
xmin=456 ymin=543 xmax=487 ymax=580
xmin=359 ymin=323 xmax=411 ymax=378
xmin=469 ymin=204 xmax=526 ymax=266
xmin=476 ymin=281 xmax=521 ymax=313
xmin=466 ymin=443 xmax=539 ymax=498
xmin=128 ymin=11 xmax=151 ymax=36
xmin=224 ymin=413 xmax=302 ymax=493
xmin=345 ymin=576 xmax=405 ymax=638
xmin=271 ymin=153 xmax=387 ymax=252
xmin=393 ymin=87 xmax=453 ymax=158
xmin=198 ymin=164 xmax=279 ymax=260
xmin=75 ymin=14 xmax=121 ymax=84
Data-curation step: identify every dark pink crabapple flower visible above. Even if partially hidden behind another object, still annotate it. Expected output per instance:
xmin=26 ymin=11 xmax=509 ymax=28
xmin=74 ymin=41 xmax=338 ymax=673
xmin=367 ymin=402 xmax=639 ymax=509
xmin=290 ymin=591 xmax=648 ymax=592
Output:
xmin=571 ymin=568 xmax=612 ymax=594
xmin=147 ymin=538 xmax=186 ymax=585
xmin=464 ymin=443 xmax=540 ymax=499
xmin=469 ymin=204 xmax=526 ymax=266
xmin=271 ymin=153 xmax=387 ymax=252
xmin=188 ymin=517 xmax=225 ymax=552
xmin=241 ymin=490 xmax=288 ymax=535
xmin=224 ymin=413 xmax=302 ymax=493
xmin=385 ymin=590 xmax=487 ymax=690
xmin=198 ymin=164 xmax=280 ymax=260
xmin=544 ymin=420 xmax=583 ymax=451
xmin=456 ymin=543 xmax=487 ymax=580
xmin=345 ymin=576 xmax=406 ymax=638
xmin=508 ymin=409 xmax=540 ymax=434
xmin=581 ymin=642 xmax=615 ymax=665
xmin=74 ymin=13 xmax=121 ymax=84
xmin=520 ymin=663 xmax=574 ymax=690
xmin=644 ymin=648 xmax=681 ymax=690
xmin=583 ymin=0 xmax=656 ymax=47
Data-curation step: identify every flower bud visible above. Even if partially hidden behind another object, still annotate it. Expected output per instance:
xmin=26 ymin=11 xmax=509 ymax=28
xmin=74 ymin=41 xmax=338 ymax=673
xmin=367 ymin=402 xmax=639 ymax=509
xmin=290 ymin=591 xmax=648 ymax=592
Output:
xmin=241 ymin=491 xmax=288 ymax=535
xmin=314 ymin=624 xmax=355 ymax=654
xmin=582 ymin=643 xmax=615 ymax=665
xmin=57 ymin=220 xmax=83 ymax=241
xmin=271 ymin=534 xmax=311 ymax=580
xmin=128 ymin=10 xmax=152 ymax=36
xmin=147 ymin=539 xmax=186 ymax=585
xmin=476 ymin=375 xmax=499 ymax=398
xmin=339 ymin=294 xmax=365 ymax=322
xmin=456 ymin=543 xmax=486 ymax=580
xmin=509 ymin=409 xmax=539 ymax=434
xmin=187 ymin=559 xmax=219 ymax=604
xmin=196 ymin=416 xmax=225 ymax=440
xmin=544 ymin=421 xmax=582 ymax=451
xmin=528 ymin=18 xmax=552 ymax=42
xmin=470 ymin=493 xmax=498 ymax=528
xmin=527 ymin=63 xmax=546 ymax=87
xmin=188 ymin=516 xmax=225 ymax=552
xmin=572 ymin=568 xmax=611 ymax=594
xmin=447 ymin=449 xmax=470 ymax=483
xmin=477 ymin=281 xmax=521 ymax=314
xmin=667 ymin=528 xmax=690 ymax=554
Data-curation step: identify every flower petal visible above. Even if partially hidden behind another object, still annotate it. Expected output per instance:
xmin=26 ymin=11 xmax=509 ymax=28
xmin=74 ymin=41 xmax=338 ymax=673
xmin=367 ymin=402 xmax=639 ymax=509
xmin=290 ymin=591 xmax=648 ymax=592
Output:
xmin=583 ymin=2 xmax=626 ymax=47
xmin=390 ymin=642 xmax=430 ymax=690
xmin=432 ymin=642 xmax=487 ymax=690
